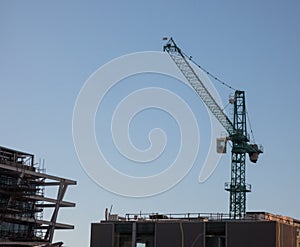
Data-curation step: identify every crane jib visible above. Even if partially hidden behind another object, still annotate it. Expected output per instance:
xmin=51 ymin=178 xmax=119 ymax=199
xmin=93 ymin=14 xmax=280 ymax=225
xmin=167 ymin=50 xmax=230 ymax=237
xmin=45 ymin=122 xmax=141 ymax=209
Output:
xmin=163 ymin=38 xmax=235 ymax=136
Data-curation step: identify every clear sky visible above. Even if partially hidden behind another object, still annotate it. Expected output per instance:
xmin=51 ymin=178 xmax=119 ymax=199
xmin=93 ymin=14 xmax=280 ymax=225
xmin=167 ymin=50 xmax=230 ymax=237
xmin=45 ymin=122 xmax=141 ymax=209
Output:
xmin=1 ymin=1 xmax=300 ymax=246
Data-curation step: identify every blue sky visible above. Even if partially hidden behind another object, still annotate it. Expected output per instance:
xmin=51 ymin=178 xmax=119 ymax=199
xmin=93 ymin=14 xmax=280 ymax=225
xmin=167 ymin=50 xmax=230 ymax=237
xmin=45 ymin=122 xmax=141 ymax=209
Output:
xmin=1 ymin=1 xmax=300 ymax=246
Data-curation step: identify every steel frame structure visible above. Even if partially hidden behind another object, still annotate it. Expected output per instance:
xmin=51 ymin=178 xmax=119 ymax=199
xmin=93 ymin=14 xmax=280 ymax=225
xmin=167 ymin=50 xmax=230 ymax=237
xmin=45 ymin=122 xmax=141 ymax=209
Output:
xmin=0 ymin=146 xmax=76 ymax=246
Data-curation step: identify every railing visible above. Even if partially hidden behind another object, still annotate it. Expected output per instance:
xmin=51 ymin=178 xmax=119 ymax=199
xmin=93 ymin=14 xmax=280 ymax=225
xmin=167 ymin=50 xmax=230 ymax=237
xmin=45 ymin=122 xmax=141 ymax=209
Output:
xmin=121 ymin=212 xmax=246 ymax=222
xmin=224 ymin=182 xmax=252 ymax=192
xmin=105 ymin=212 xmax=300 ymax=224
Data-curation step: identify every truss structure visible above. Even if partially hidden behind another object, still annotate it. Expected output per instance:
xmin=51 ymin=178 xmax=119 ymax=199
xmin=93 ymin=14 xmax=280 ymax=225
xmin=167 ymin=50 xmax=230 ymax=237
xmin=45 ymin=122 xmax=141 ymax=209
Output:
xmin=0 ymin=146 xmax=76 ymax=246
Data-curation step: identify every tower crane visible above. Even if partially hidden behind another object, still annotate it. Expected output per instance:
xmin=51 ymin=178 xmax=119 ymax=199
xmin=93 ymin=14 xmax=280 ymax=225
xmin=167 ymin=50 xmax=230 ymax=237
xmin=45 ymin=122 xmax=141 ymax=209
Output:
xmin=163 ymin=38 xmax=263 ymax=219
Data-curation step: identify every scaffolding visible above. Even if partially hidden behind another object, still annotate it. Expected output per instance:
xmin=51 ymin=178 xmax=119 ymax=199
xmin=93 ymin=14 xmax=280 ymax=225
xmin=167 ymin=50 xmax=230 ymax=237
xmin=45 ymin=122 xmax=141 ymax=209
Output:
xmin=0 ymin=146 xmax=76 ymax=247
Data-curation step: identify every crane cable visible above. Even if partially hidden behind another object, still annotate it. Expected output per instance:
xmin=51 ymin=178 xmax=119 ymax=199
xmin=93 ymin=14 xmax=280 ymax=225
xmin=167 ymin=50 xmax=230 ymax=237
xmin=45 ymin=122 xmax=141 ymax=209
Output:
xmin=246 ymin=111 xmax=256 ymax=143
xmin=180 ymin=222 xmax=184 ymax=247
xmin=180 ymin=49 xmax=258 ymax=143
xmin=181 ymin=50 xmax=236 ymax=91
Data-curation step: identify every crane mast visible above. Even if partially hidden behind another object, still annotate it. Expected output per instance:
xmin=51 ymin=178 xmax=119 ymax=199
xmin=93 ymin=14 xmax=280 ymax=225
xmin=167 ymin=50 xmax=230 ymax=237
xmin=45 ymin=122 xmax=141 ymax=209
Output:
xmin=163 ymin=38 xmax=263 ymax=219
xmin=225 ymin=90 xmax=250 ymax=219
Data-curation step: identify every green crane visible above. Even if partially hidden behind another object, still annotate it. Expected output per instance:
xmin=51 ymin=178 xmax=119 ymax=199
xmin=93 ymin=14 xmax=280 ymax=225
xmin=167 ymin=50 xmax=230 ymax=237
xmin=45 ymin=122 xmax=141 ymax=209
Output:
xmin=163 ymin=38 xmax=263 ymax=219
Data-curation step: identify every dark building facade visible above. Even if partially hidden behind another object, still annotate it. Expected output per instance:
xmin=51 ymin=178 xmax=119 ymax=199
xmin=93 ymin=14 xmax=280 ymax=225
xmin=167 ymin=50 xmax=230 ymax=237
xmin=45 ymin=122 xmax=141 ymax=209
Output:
xmin=91 ymin=212 xmax=300 ymax=247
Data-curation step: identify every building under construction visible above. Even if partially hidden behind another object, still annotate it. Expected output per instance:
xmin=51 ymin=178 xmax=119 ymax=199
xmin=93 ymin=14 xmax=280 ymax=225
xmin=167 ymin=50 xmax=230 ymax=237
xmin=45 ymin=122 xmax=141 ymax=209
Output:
xmin=0 ymin=145 xmax=76 ymax=247
xmin=91 ymin=211 xmax=300 ymax=247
